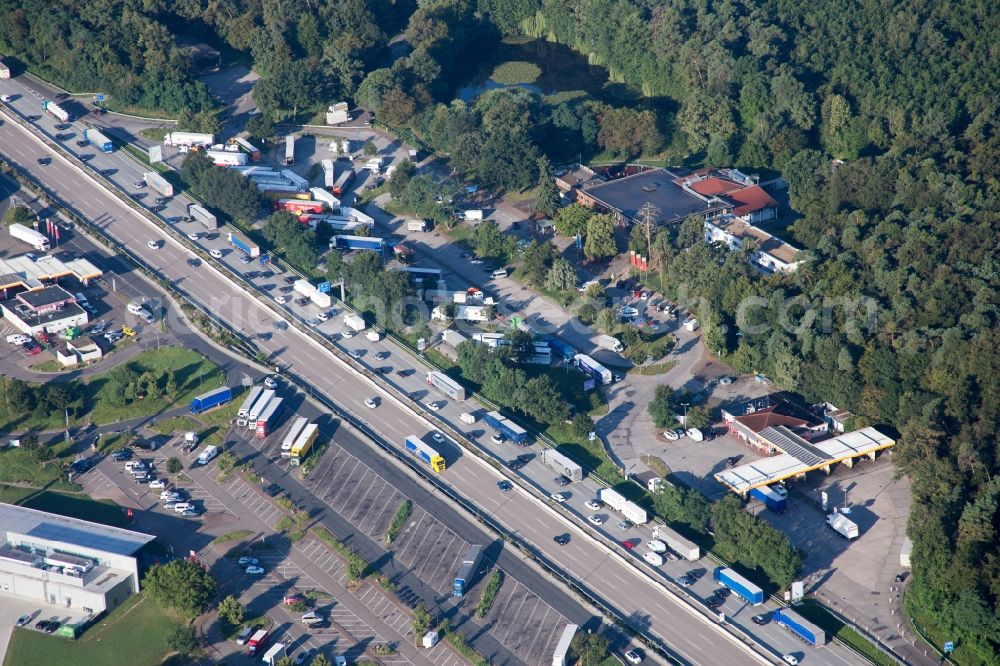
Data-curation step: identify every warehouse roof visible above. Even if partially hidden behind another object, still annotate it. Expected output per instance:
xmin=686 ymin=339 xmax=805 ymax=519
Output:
xmin=580 ymin=169 xmax=730 ymax=224
xmin=0 ymin=503 xmax=155 ymax=556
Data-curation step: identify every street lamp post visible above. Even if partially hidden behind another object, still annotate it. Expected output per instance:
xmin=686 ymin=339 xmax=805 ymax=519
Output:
xmin=682 ymin=402 xmax=689 ymax=427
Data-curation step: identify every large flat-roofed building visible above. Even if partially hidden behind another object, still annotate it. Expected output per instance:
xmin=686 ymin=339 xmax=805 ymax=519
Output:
xmin=0 ymin=503 xmax=155 ymax=614
xmin=576 ymin=168 xmax=731 ymax=225
xmin=0 ymin=284 xmax=88 ymax=334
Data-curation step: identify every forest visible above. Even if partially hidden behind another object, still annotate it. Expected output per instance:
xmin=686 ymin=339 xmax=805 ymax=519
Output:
xmin=1 ymin=0 xmax=998 ymax=660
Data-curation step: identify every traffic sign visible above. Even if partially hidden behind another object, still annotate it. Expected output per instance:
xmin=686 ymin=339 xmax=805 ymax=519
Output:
xmin=944 ymin=642 xmax=954 ymax=654
xmin=317 ymin=281 xmax=331 ymax=293
xmin=94 ymin=94 xmax=106 ymax=102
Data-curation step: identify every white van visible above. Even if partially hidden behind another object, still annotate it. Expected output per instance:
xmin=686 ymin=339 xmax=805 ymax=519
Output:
xmin=491 ymin=269 xmax=508 ymax=279
xmin=643 ymin=551 xmax=664 ymax=567
xmin=209 ymin=249 xmax=223 ymax=259
xmin=173 ymin=502 xmax=194 ymax=513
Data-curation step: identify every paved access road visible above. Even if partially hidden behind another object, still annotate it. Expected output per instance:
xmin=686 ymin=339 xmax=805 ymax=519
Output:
xmin=0 ymin=87 xmax=859 ymax=666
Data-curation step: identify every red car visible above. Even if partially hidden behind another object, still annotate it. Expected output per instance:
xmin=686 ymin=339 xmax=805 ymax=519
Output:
xmin=621 ymin=539 xmax=638 ymax=549
xmin=283 ymin=595 xmax=303 ymax=606
xmin=36 ymin=332 xmax=49 ymax=344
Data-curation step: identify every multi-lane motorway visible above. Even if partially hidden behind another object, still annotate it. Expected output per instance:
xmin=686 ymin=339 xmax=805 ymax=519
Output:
xmin=0 ymin=80 xmax=862 ymax=666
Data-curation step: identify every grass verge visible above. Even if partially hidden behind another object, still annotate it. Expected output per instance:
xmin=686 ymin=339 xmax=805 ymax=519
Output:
xmin=476 ymin=571 xmax=504 ymax=619
xmin=3 ymin=594 xmax=179 ymax=666
xmin=211 ymin=529 xmax=254 ymax=545
xmin=384 ymin=499 xmax=412 ymax=545
xmin=311 ymin=527 xmax=370 ymax=581
xmin=0 ymin=485 xmax=130 ymax=527
xmin=629 ymin=360 xmax=678 ymax=376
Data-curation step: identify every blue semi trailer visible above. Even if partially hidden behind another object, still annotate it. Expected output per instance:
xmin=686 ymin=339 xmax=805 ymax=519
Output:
xmin=774 ymin=607 xmax=828 ymax=646
xmin=453 ymin=544 xmax=484 ymax=597
xmin=190 ymin=386 xmax=233 ymax=414
xmin=713 ymin=566 xmax=764 ymax=605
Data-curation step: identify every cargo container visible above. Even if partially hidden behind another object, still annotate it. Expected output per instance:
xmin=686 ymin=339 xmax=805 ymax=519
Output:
xmin=188 ymin=204 xmax=219 ymax=229
xmin=332 ymin=168 xmax=355 ymax=196
xmin=651 ymin=524 xmax=700 ymax=561
xmin=83 ymin=128 xmax=114 ymax=153
xmin=42 ymin=99 xmax=70 ymax=122
xmin=484 ymin=411 xmax=504 ymax=430
xmin=189 ymin=386 xmax=233 ymax=414
xmin=0 ymin=60 xmax=10 ymax=79
xmin=228 ymin=230 xmax=260 ymax=257
xmin=426 ymin=371 xmax=466 ymax=401
xmin=293 ymin=279 xmax=332 ymax=308
xmin=238 ymin=386 xmax=266 ymax=419
xmin=164 ymin=132 xmax=214 ymax=148
xmin=774 ymin=607 xmax=827 ymax=646
xmin=334 ymin=235 xmax=386 ymax=253
xmin=276 ymin=198 xmax=325 ymax=214
xmin=546 ymin=337 xmax=576 ymax=362
xmin=234 ymin=137 xmax=261 ymax=161
xmin=344 ymin=314 xmax=366 ymax=331
xmin=404 ymin=435 xmax=445 ymax=472
xmin=541 ymin=449 xmax=583 ymax=482
xmin=144 ymin=172 xmax=174 ymax=197
xmin=463 ymin=210 xmax=483 ymax=221
xmin=321 ymin=158 xmax=336 ymax=188
xmin=9 ymin=223 xmax=50 ymax=251
xmin=206 ymin=150 xmax=248 ymax=166
xmin=597 ymin=487 xmax=648 ymax=524
xmin=749 ymin=485 xmax=787 ymax=512
xmin=827 ymin=511 xmax=859 ymax=539
xmin=284 ymin=134 xmax=295 ymax=165
xmin=713 ymin=566 xmax=764 ymax=605
xmin=325 ymin=102 xmax=349 ymax=125
xmin=309 ymin=187 xmax=340 ymax=208
xmin=281 ymin=417 xmax=309 ymax=457
xmin=255 ymin=397 xmax=284 ymax=438
xmin=289 ymin=423 xmax=318 ymax=465
xmin=574 ymin=354 xmax=613 ymax=385
xmin=551 ymin=624 xmax=578 ymax=666
xmin=452 ymin=544 xmax=484 ymax=597
xmin=306 ymin=215 xmax=361 ymax=233
xmin=442 ymin=329 xmax=468 ymax=347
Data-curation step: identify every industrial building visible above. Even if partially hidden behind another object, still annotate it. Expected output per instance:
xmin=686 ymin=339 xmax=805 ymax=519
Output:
xmin=0 ymin=503 xmax=155 ymax=615
xmin=576 ymin=168 xmax=728 ymax=226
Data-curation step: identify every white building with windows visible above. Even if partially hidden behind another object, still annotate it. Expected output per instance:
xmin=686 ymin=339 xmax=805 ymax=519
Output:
xmin=0 ymin=503 xmax=155 ymax=615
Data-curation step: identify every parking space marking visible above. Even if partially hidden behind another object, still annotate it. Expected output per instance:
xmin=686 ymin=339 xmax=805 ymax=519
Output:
xmin=392 ymin=511 xmax=437 ymax=565
xmin=415 ymin=531 xmax=458 ymax=589
xmin=325 ymin=458 xmax=365 ymax=506
xmin=345 ymin=474 xmax=383 ymax=525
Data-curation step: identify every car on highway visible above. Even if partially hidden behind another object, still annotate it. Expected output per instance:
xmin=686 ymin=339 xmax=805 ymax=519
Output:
xmin=624 ymin=649 xmax=643 ymax=664
xmin=496 ymin=480 xmax=512 ymax=492
xmin=364 ymin=398 xmax=378 ymax=409
xmin=245 ymin=565 xmax=265 ymax=575
xmin=621 ymin=539 xmax=638 ymax=549
xmin=553 ymin=534 xmax=570 ymax=545
xmin=146 ymin=240 xmax=161 ymax=249
xmin=585 ymin=499 xmax=602 ymax=511
xmin=263 ymin=376 xmax=278 ymax=389
xmin=16 ymin=614 xmax=31 ymax=627
xmin=427 ymin=401 xmax=442 ymax=411
xmin=37 ymin=157 xmax=52 ymax=166
xmin=187 ymin=258 xmax=201 ymax=267
xmin=550 ymin=492 xmax=567 ymax=503
xmin=553 ymin=475 xmax=570 ymax=487
xmin=274 ymin=294 xmax=287 ymax=304
xmin=782 ymin=655 xmax=799 ymax=666
xmin=209 ymin=249 xmax=223 ymax=259
xmin=587 ymin=514 xmax=605 ymax=526
xmin=751 ymin=613 xmax=771 ymax=625
xmin=238 ymin=557 xmax=259 ymax=566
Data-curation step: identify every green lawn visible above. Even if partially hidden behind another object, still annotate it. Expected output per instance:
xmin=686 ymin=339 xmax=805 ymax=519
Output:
xmin=0 ymin=485 xmax=130 ymax=528
xmin=3 ymin=594 xmax=180 ymax=666
xmin=88 ymin=348 xmax=225 ymax=424
xmin=148 ymin=415 xmax=202 ymax=435
xmin=0 ymin=439 xmax=79 ymax=488
xmin=0 ymin=377 xmax=79 ymax=431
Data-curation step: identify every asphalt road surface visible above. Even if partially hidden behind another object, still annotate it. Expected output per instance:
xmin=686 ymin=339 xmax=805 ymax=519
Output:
xmin=0 ymin=84 xmax=863 ymax=666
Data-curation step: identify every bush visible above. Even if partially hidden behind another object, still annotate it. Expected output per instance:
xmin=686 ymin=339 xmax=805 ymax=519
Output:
xmin=476 ymin=571 xmax=504 ymax=618
xmin=166 ymin=457 xmax=183 ymax=474
xmin=384 ymin=500 xmax=412 ymax=545
xmin=490 ymin=61 xmax=542 ymax=84
xmin=142 ymin=559 xmax=217 ymax=618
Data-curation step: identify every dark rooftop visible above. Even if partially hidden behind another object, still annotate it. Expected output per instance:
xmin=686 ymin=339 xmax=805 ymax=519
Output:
xmin=580 ymin=169 xmax=730 ymax=224
xmin=17 ymin=285 xmax=74 ymax=309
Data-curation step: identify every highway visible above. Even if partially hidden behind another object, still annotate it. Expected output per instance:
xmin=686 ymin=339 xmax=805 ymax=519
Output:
xmin=0 ymin=83 xmax=861 ymax=666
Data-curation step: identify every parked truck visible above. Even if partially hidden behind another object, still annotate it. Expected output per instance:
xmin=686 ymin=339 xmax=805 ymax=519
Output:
xmin=483 ymin=411 xmax=528 ymax=444
xmin=246 ymin=389 xmax=276 ymax=425
xmin=310 ymin=185 xmax=340 ymax=207
xmin=426 ymin=370 xmax=466 ymax=401
xmin=246 ymin=629 xmax=269 ymax=656
xmin=228 ymin=230 xmax=260 ymax=257
xmin=284 ymin=134 xmax=295 ymax=166
xmin=552 ymin=624 xmax=578 ymax=666
xmin=404 ymin=435 xmax=446 ymax=472
xmin=452 ymin=544 xmax=484 ymax=597
xmin=713 ymin=566 xmax=764 ymax=605
xmin=332 ymin=168 xmax=355 ymax=196
xmin=144 ymin=171 xmax=174 ymax=197
xmin=442 ymin=329 xmax=468 ymax=347
xmin=574 ymin=354 xmax=613 ymax=385
xmin=238 ymin=386 xmax=266 ymax=420
xmin=42 ymin=99 xmax=70 ymax=122
xmin=206 ymin=150 xmax=248 ymax=166
xmin=597 ymin=335 xmax=624 ymax=353
xmin=293 ymin=279 xmax=332 ymax=308
xmin=344 ymin=314 xmax=366 ymax=332
xmin=260 ymin=643 xmax=287 ymax=665
xmin=334 ymin=235 xmax=386 ymax=253
xmin=651 ymin=524 xmax=700 ymax=561
xmin=597 ymin=487 xmax=648 ymax=525
xmin=164 ymin=132 xmax=214 ymax=148
xmin=826 ymin=511 xmax=859 ymax=539
xmin=255 ymin=397 xmax=284 ymax=438
xmin=189 ymin=204 xmax=219 ymax=229
xmin=541 ymin=448 xmax=584 ymax=482
xmin=189 ymin=386 xmax=232 ymax=414
xmin=234 ymin=137 xmax=261 ymax=161
xmin=749 ymin=484 xmax=787 ymax=512
xmin=773 ymin=608 xmax=828 ymax=646
xmin=197 ymin=445 xmax=220 ymax=466
xmin=9 ymin=223 xmax=50 ymax=251
xmin=289 ymin=423 xmax=318 ymax=466
xmin=281 ymin=417 xmax=309 ymax=457
xmin=83 ymin=128 xmax=114 ymax=153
